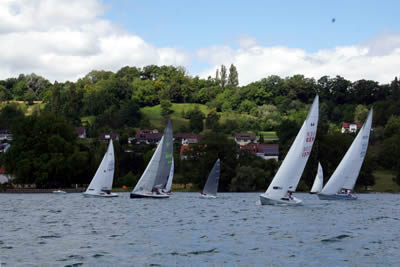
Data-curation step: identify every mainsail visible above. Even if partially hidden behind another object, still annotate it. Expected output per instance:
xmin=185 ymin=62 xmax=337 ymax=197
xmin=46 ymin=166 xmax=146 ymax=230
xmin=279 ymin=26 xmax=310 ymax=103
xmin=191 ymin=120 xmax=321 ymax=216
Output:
xmin=202 ymin=159 xmax=220 ymax=197
xmin=85 ymin=140 xmax=115 ymax=194
xmin=132 ymin=121 xmax=173 ymax=195
xmin=263 ymin=95 xmax=319 ymax=201
xmin=319 ymin=108 xmax=373 ymax=195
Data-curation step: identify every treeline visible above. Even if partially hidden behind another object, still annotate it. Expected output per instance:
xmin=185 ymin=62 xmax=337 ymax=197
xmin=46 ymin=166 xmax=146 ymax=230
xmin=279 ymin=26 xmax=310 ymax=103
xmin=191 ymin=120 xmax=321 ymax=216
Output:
xmin=0 ymin=64 xmax=399 ymax=190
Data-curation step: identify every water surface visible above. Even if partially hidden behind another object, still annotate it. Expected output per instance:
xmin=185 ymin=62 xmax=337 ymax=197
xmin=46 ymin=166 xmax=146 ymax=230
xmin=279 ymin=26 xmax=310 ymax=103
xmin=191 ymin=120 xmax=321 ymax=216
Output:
xmin=0 ymin=193 xmax=399 ymax=266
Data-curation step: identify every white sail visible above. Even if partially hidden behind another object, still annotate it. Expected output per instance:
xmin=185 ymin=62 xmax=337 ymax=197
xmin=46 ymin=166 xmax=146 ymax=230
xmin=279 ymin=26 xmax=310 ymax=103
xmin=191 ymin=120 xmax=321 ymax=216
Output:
xmin=84 ymin=140 xmax=115 ymax=196
xmin=132 ymin=135 xmax=165 ymax=194
xmin=262 ymin=95 xmax=319 ymax=202
xmin=164 ymin=157 xmax=174 ymax=192
xmin=320 ymin=108 xmax=373 ymax=195
xmin=310 ymin=162 xmax=323 ymax=193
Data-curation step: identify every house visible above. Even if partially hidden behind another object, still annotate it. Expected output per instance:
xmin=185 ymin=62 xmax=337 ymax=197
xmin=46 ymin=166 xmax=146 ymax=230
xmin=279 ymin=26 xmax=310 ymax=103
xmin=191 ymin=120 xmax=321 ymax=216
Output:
xmin=179 ymin=144 xmax=205 ymax=159
xmin=99 ymin=133 xmax=119 ymax=141
xmin=174 ymin=133 xmax=200 ymax=145
xmin=341 ymin=122 xmax=362 ymax=133
xmin=134 ymin=129 xmax=162 ymax=144
xmin=0 ymin=129 xmax=12 ymax=141
xmin=76 ymin=127 xmax=87 ymax=138
xmin=235 ymin=133 xmax=257 ymax=146
xmin=0 ymin=168 xmax=11 ymax=184
xmin=0 ymin=143 xmax=10 ymax=153
xmin=240 ymin=143 xmax=279 ymax=161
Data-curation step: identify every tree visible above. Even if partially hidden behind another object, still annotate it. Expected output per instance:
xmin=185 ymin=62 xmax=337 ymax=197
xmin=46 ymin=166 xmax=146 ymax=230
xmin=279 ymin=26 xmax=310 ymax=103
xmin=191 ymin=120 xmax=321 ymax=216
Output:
xmin=24 ymin=88 xmax=36 ymax=105
xmin=229 ymin=166 xmax=257 ymax=191
xmin=354 ymin=104 xmax=369 ymax=123
xmin=205 ymin=110 xmax=220 ymax=130
xmin=187 ymin=107 xmax=205 ymax=133
xmin=220 ymin=65 xmax=227 ymax=88
xmin=4 ymin=112 xmax=88 ymax=188
xmin=160 ymin=99 xmax=173 ymax=118
xmin=228 ymin=64 xmax=239 ymax=87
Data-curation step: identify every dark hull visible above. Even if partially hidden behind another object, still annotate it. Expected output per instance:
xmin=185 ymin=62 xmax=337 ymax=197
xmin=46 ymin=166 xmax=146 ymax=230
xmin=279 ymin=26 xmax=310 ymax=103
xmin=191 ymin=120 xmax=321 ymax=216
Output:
xmin=317 ymin=193 xmax=357 ymax=200
xmin=130 ymin=193 xmax=169 ymax=199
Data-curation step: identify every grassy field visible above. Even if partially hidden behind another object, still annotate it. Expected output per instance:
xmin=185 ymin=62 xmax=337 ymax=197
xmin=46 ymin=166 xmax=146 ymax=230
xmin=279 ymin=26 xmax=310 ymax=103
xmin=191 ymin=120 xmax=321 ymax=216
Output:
xmin=140 ymin=103 xmax=278 ymax=139
xmin=259 ymin=131 xmax=278 ymax=140
xmin=1 ymin=101 xmax=44 ymax=115
xmin=370 ymin=170 xmax=400 ymax=193
xmin=141 ymin=103 xmax=214 ymax=130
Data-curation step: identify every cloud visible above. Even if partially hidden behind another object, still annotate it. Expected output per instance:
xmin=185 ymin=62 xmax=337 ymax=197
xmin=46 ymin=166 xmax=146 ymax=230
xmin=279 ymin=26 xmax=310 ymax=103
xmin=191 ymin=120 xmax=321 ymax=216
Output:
xmin=197 ymin=35 xmax=400 ymax=85
xmin=1 ymin=0 xmax=400 ymax=85
xmin=0 ymin=0 xmax=189 ymax=82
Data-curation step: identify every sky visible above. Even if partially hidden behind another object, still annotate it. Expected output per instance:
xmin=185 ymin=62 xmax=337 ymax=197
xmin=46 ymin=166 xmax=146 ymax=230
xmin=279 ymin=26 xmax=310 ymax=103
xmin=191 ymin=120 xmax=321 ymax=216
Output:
xmin=1 ymin=0 xmax=400 ymax=85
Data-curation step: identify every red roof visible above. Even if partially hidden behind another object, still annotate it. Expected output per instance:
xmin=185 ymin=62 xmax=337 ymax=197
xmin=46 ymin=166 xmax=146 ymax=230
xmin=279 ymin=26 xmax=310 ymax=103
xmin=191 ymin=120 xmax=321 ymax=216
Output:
xmin=240 ymin=144 xmax=279 ymax=156
xmin=174 ymin=133 xmax=200 ymax=140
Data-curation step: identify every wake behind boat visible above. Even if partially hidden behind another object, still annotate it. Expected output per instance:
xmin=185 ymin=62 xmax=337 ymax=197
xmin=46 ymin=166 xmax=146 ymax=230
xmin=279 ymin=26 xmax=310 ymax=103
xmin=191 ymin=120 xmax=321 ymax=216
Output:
xmin=317 ymin=108 xmax=373 ymax=200
xmin=130 ymin=120 xmax=173 ymax=199
xmin=260 ymin=95 xmax=319 ymax=206
xmin=83 ymin=139 xmax=118 ymax=198
xmin=200 ymin=159 xmax=220 ymax=199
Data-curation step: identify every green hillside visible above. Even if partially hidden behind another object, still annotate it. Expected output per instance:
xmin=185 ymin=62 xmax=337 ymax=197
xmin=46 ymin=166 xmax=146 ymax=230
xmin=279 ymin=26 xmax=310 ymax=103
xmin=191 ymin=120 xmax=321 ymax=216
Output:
xmin=371 ymin=170 xmax=400 ymax=193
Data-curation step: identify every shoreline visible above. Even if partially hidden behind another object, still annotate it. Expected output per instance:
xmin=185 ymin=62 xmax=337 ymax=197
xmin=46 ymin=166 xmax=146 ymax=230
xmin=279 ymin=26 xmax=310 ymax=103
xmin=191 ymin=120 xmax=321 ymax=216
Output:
xmin=0 ymin=188 xmax=86 ymax=193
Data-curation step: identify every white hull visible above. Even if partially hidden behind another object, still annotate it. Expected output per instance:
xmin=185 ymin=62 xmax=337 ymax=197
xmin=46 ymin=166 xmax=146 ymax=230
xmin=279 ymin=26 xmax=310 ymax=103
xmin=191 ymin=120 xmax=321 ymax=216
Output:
xmin=83 ymin=192 xmax=119 ymax=198
xmin=200 ymin=193 xmax=216 ymax=199
xmin=259 ymin=193 xmax=303 ymax=206
xmin=52 ymin=190 xmax=67 ymax=194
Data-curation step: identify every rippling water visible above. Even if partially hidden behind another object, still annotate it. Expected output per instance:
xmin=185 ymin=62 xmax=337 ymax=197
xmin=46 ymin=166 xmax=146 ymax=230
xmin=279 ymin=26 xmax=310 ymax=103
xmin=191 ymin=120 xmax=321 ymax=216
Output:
xmin=0 ymin=193 xmax=399 ymax=266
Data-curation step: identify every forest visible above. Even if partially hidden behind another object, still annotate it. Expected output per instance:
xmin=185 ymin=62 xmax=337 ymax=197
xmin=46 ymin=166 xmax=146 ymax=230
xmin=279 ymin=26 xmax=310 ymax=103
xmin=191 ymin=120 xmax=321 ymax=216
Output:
xmin=0 ymin=64 xmax=399 ymax=192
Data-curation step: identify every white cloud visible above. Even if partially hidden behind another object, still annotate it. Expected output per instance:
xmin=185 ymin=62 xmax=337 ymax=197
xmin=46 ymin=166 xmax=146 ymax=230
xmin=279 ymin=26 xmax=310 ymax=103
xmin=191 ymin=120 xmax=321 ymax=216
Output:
xmin=197 ymin=35 xmax=400 ymax=85
xmin=0 ymin=0 xmax=189 ymax=82
xmin=1 ymin=0 xmax=400 ymax=85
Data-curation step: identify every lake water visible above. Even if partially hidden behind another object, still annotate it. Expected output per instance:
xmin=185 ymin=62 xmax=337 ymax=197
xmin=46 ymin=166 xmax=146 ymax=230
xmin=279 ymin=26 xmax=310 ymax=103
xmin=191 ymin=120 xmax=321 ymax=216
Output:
xmin=0 ymin=193 xmax=399 ymax=266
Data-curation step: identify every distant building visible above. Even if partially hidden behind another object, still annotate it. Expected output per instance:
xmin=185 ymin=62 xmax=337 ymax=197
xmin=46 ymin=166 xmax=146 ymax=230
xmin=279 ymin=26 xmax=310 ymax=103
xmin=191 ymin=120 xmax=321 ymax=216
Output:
xmin=341 ymin=122 xmax=362 ymax=133
xmin=179 ymin=144 xmax=205 ymax=160
xmin=76 ymin=127 xmax=87 ymax=138
xmin=174 ymin=133 xmax=200 ymax=145
xmin=0 ymin=129 xmax=12 ymax=141
xmin=235 ymin=133 xmax=257 ymax=146
xmin=134 ymin=129 xmax=162 ymax=144
xmin=240 ymin=143 xmax=279 ymax=161
xmin=99 ymin=133 xmax=119 ymax=141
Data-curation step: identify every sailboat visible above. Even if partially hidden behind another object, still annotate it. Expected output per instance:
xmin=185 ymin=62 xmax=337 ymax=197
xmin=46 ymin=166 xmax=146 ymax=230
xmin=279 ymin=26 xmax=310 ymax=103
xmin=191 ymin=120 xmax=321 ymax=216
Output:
xmin=200 ymin=159 xmax=220 ymax=199
xmin=318 ymin=108 xmax=373 ymax=200
xmin=162 ymin=157 xmax=174 ymax=195
xmin=83 ymin=139 xmax=118 ymax=197
xmin=130 ymin=120 xmax=173 ymax=199
xmin=259 ymin=95 xmax=319 ymax=205
xmin=309 ymin=162 xmax=323 ymax=194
